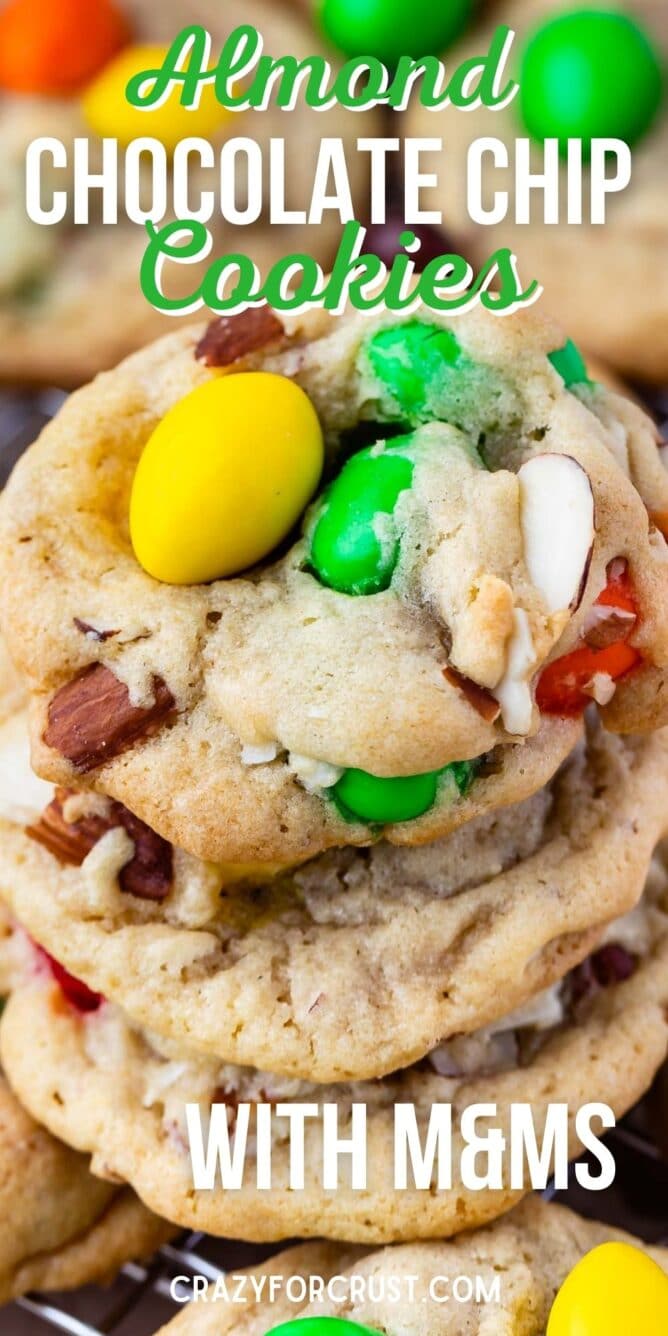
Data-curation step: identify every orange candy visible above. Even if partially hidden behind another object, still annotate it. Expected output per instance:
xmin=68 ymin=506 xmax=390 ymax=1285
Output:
xmin=536 ymin=640 xmax=641 ymax=717
xmin=536 ymin=562 xmax=642 ymax=716
xmin=0 ymin=0 xmax=130 ymax=95
xmin=594 ymin=561 xmax=638 ymax=615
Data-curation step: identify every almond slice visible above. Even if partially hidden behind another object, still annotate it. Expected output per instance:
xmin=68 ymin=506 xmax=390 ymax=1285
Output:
xmin=26 ymin=788 xmax=108 ymax=865
xmin=518 ymin=454 xmax=595 ymax=614
xmin=72 ymin=618 xmax=119 ymax=642
xmin=442 ymin=665 xmax=501 ymax=723
xmin=116 ymin=803 xmax=173 ymax=900
xmin=583 ymin=605 xmax=636 ymax=650
xmin=27 ymin=788 xmax=173 ymax=900
xmin=44 ymin=664 xmax=175 ymax=772
xmin=195 ymin=309 xmax=284 ymax=367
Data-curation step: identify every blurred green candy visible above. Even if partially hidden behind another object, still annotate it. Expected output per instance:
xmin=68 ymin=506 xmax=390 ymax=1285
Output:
xmin=519 ymin=8 xmax=664 ymax=157
xmin=316 ymin=0 xmax=473 ymax=66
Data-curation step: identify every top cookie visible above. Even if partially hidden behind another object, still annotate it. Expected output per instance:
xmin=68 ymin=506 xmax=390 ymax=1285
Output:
xmin=1 ymin=303 xmax=667 ymax=864
xmin=0 ymin=0 xmax=378 ymax=385
xmin=405 ymin=0 xmax=668 ymax=381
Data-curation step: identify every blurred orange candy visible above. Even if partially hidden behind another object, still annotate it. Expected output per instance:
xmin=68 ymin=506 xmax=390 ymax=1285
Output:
xmin=0 ymin=0 xmax=131 ymax=95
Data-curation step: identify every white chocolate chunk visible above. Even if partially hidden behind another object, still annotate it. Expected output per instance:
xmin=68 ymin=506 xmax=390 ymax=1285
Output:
xmin=493 ymin=609 xmax=536 ymax=735
xmin=289 ymin=753 xmax=343 ymax=792
xmin=241 ymin=741 xmax=280 ymax=765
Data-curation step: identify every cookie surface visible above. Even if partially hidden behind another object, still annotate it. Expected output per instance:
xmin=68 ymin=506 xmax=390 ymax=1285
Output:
xmin=1 ymin=709 xmax=667 ymax=1080
xmin=0 ymin=656 xmax=43 ymax=993
xmin=0 ymin=907 xmax=172 ymax=1301
xmin=0 ymin=716 xmax=172 ymax=1303
xmin=0 ymin=901 xmax=29 ymax=995
xmin=405 ymin=0 xmax=668 ymax=381
xmin=160 ymin=1241 xmax=366 ymax=1336
xmin=156 ymin=1198 xmax=668 ymax=1335
xmin=3 ymin=866 xmax=666 ymax=1243
xmin=0 ymin=0 xmax=376 ymax=386
xmin=1 ymin=305 xmax=666 ymax=865
xmin=0 ymin=1110 xmax=170 ymax=1305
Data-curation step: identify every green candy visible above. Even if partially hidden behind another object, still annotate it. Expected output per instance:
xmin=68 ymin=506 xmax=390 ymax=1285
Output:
xmin=309 ymin=440 xmax=414 ymax=595
xmin=317 ymin=0 xmax=472 ymax=66
xmin=333 ymin=767 xmax=440 ymax=823
xmin=333 ymin=758 xmax=478 ymax=825
xmin=548 ymin=338 xmax=589 ymax=387
xmin=448 ymin=758 xmax=478 ymax=797
xmin=363 ymin=321 xmax=518 ymax=462
xmin=367 ymin=321 xmax=462 ymax=416
xmin=519 ymin=8 xmax=664 ymax=157
xmin=270 ymin=1321 xmax=379 ymax=1336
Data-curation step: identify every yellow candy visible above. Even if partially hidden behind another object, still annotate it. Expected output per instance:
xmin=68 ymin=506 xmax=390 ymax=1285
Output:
xmin=82 ymin=44 xmax=231 ymax=150
xmin=130 ymin=372 xmax=324 ymax=585
xmin=547 ymin=1241 xmax=668 ymax=1336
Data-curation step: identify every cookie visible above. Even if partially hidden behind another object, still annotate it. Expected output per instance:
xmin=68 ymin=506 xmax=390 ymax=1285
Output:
xmin=0 ymin=900 xmax=30 ymax=995
xmin=156 ymin=1197 xmax=668 ymax=1335
xmin=0 ymin=0 xmax=378 ymax=386
xmin=0 ymin=625 xmax=25 ymax=724
xmin=0 ymin=739 xmax=173 ymax=1301
xmin=3 ymin=866 xmax=666 ymax=1243
xmin=1 ymin=702 xmax=667 ymax=1081
xmin=0 ymin=1085 xmax=171 ymax=1304
xmin=2 ymin=306 xmax=667 ymax=865
xmin=0 ymin=909 xmax=172 ymax=1301
xmin=160 ymin=1241 xmax=366 ymax=1336
xmin=0 ymin=661 xmax=47 ymax=992
xmin=405 ymin=0 xmax=668 ymax=382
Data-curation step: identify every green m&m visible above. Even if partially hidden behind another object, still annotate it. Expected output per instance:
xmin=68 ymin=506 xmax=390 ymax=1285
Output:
xmin=366 ymin=321 xmax=462 ymax=417
xmin=317 ymin=0 xmax=473 ymax=66
xmin=363 ymin=320 xmax=514 ymax=457
xmin=519 ymin=8 xmax=664 ymax=157
xmin=332 ymin=758 xmax=478 ymax=825
xmin=309 ymin=440 xmax=414 ymax=595
xmin=270 ymin=1319 xmax=379 ymax=1336
xmin=548 ymin=338 xmax=590 ymax=388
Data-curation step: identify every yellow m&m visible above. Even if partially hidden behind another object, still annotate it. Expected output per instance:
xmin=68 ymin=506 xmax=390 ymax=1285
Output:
xmin=547 ymin=1241 xmax=668 ymax=1336
xmin=82 ymin=44 xmax=231 ymax=150
xmin=130 ymin=372 xmax=324 ymax=585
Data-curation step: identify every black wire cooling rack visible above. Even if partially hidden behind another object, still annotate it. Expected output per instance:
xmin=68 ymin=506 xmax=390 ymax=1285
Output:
xmin=0 ymin=388 xmax=666 ymax=1335
xmin=11 ymin=1232 xmax=277 ymax=1335
xmin=6 ymin=1115 xmax=668 ymax=1336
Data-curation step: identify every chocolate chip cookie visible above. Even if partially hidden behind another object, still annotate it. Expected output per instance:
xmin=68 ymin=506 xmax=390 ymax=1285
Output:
xmin=155 ymin=1198 xmax=668 ymax=1336
xmin=0 ymin=900 xmax=172 ymax=1303
xmin=3 ymin=864 xmax=666 ymax=1242
xmin=1 ymin=700 xmax=666 ymax=1081
xmin=2 ymin=306 xmax=667 ymax=865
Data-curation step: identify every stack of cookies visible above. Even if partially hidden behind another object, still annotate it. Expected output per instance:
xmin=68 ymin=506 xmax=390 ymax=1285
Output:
xmin=0 ymin=639 xmax=173 ymax=1305
xmin=0 ymin=302 xmax=668 ymax=1295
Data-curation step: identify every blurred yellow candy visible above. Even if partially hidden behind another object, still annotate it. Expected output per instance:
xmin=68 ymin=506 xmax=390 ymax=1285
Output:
xmin=82 ymin=44 xmax=232 ymax=150
xmin=547 ymin=1241 xmax=668 ymax=1336
xmin=130 ymin=372 xmax=324 ymax=585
